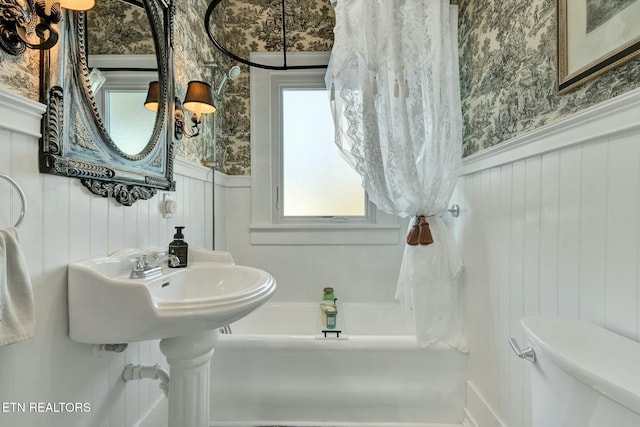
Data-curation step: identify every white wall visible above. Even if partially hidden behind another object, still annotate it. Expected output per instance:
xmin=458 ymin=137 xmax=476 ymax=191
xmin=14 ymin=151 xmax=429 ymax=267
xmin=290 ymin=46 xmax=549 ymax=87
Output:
xmin=214 ymin=173 xmax=409 ymax=303
xmin=0 ymin=89 xmax=213 ymax=427
xmin=452 ymin=88 xmax=640 ymax=427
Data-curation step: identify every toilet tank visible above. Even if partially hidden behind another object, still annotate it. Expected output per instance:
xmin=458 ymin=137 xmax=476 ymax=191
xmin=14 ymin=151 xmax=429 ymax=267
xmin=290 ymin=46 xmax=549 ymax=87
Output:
xmin=521 ymin=317 xmax=640 ymax=427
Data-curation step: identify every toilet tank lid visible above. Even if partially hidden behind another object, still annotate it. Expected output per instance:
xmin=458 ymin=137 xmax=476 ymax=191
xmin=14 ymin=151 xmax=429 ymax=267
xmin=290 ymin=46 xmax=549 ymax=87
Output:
xmin=522 ymin=317 xmax=640 ymax=416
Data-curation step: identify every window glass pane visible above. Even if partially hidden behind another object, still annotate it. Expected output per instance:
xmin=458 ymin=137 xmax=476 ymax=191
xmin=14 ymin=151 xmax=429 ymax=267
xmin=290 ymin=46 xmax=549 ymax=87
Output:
xmin=107 ymin=91 xmax=156 ymax=155
xmin=282 ymin=89 xmax=365 ymax=217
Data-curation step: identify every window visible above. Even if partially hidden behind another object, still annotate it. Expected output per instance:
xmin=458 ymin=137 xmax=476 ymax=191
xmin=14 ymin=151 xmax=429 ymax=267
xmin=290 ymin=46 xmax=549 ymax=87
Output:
xmin=281 ymin=87 xmax=365 ymax=218
xmin=250 ymin=52 xmax=399 ymax=245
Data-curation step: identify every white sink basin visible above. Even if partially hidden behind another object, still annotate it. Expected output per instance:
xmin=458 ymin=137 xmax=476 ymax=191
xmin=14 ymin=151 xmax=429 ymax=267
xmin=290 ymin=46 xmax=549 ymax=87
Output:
xmin=68 ymin=247 xmax=276 ymax=344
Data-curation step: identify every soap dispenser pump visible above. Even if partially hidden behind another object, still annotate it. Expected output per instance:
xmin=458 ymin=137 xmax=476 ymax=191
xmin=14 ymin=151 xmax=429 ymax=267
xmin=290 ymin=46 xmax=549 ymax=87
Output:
xmin=168 ymin=226 xmax=188 ymax=268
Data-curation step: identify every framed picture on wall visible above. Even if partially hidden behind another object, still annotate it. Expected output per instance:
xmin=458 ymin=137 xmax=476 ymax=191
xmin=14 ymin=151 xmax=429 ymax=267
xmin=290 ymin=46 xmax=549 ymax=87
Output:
xmin=557 ymin=0 xmax=640 ymax=94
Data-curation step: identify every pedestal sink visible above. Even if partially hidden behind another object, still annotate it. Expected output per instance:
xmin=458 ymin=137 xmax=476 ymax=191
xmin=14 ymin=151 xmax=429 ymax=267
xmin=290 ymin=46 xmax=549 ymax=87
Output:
xmin=68 ymin=246 xmax=276 ymax=427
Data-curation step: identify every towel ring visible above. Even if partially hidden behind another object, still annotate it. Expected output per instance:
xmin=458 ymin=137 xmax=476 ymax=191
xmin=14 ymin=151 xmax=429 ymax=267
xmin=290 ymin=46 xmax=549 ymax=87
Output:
xmin=0 ymin=172 xmax=27 ymax=228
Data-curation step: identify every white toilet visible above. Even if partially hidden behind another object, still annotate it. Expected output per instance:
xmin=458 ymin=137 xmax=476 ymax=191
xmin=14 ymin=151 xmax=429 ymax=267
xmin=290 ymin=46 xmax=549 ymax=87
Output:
xmin=520 ymin=317 xmax=640 ymax=427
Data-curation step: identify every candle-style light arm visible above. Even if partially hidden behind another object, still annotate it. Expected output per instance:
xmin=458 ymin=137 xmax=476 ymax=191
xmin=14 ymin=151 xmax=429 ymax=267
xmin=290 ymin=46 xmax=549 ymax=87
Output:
xmin=0 ymin=0 xmax=93 ymax=56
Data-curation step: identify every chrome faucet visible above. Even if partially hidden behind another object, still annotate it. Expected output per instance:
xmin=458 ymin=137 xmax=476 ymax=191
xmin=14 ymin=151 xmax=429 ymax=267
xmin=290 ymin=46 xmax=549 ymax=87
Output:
xmin=130 ymin=251 xmax=180 ymax=279
xmin=147 ymin=251 xmax=180 ymax=268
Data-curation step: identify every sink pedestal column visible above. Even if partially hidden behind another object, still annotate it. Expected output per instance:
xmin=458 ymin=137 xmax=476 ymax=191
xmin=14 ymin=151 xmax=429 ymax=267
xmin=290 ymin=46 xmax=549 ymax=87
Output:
xmin=159 ymin=331 xmax=216 ymax=427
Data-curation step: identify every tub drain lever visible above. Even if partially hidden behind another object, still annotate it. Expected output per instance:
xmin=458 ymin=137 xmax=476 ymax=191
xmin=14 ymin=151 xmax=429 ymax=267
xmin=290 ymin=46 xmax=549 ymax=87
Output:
xmin=508 ymin=338 xmax=536 ymax=362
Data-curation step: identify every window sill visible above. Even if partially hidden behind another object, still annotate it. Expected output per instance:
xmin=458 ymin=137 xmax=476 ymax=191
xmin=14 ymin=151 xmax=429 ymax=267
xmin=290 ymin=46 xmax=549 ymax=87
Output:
xmin=249 ymin=223 xmax=402 ymax=245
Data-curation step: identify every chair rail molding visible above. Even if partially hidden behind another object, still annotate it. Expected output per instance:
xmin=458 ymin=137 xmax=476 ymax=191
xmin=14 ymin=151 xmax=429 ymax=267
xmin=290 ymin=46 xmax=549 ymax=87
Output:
xmin=462 ymin=87 xmax=640 ymax=176
xmin=174 ymin=157 xmax=214 ymax=182
xmin=0 ymin=88 xmax=46 ymax=137
xmin=214 ymin=171 xmax=250 ymax=188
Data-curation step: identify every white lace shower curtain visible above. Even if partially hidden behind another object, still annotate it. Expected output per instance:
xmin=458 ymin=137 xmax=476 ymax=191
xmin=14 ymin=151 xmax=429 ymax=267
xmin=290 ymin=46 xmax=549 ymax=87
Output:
xmin=326 ymin=0 xmax=466 ymax=350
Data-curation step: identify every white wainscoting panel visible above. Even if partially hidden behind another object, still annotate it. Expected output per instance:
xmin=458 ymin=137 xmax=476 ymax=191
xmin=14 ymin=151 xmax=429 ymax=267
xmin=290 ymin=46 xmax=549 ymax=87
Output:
xmin=0 ymin=90 xmax=212 ymax=427
xmin=215 ymin=174 xmax=409 ymax=303
xmin=452 ymin=88 xmax=640 ymax=427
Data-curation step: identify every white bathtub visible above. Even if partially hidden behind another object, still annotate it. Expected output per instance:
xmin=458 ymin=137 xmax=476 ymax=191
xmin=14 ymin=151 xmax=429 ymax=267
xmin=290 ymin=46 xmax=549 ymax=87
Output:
xmin=209 ymin=302 xmax=467 ymax=427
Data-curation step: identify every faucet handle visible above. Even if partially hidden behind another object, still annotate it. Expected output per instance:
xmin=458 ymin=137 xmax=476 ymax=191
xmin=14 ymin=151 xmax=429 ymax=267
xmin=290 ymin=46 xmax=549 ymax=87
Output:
xmin=132 ymin=256 xmax=146 ymax=272
xmin=167 ymin=254 xmax=180 ymax=267
xmin=145 ymin=250 xmax=167 ymax=267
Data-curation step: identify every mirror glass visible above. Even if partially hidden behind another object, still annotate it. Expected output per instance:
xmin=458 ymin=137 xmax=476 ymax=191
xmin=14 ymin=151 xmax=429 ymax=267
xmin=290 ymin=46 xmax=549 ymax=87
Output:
xmin=104 ymin=90 xmax=156 ymax=155
xmin=86 ymin=0 xmax=157 ymax=155
xmin=39 ymin=0 xmax=176 ymax=206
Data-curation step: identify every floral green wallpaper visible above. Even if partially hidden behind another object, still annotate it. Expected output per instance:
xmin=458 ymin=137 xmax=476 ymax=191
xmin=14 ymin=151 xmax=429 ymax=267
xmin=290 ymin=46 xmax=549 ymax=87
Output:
xmin=209 ymin=0 xmax=335 ymax=175
xmin=458 ymin=0 xmax=640 ymax=157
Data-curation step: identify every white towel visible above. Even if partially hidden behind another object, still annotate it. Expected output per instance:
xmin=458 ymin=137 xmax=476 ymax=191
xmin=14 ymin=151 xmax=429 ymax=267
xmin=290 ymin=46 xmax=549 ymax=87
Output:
xmin=0 ymin=227 xmax=35 ymax=346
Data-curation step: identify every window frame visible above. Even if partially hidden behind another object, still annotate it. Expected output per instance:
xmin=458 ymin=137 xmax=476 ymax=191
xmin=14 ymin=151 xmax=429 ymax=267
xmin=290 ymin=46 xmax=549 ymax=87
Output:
xmin=249 ymin=52 xmax=400 ymax=245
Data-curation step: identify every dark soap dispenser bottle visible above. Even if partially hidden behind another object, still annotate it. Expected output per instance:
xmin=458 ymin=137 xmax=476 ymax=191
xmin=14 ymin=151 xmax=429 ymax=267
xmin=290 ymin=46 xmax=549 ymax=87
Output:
xmin=168 ymin=226 xmax=188 ymax=268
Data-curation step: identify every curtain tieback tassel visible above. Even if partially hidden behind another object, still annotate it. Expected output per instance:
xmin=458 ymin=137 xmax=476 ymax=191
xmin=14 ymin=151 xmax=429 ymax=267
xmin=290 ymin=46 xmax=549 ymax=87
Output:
xmin=407 ymin=215 xmax=434 ymax=246
xmin=407 ymin=216 xmax=420 ymax=245
xmin=417 ymin=215 xmax=434 ymax=245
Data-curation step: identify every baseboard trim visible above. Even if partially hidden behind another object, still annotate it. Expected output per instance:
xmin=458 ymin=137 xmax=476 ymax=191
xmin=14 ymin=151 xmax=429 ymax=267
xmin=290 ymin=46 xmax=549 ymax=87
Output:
xmin=135 ymin=394 xmax=167 ymax=427
xmin=464 ymin=381 xmax=507 ymax=427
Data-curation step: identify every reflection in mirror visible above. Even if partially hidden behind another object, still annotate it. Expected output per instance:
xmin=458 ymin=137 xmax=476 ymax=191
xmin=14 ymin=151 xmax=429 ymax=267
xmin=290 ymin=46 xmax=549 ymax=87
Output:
xmin=88 ymin=55 xmax=158 ymax=155
xmin=87 ymin=0 xmax=153 ymax=55
xmin=106 ymin=89 xmax=156 ymax=155
xmin=87 ymin=0 xmax=158 ymax=155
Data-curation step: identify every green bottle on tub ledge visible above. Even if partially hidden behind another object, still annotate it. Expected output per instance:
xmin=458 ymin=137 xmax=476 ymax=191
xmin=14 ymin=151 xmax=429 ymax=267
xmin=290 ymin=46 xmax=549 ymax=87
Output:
xmin=321 ymin=287 xmax=338 ymax=330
